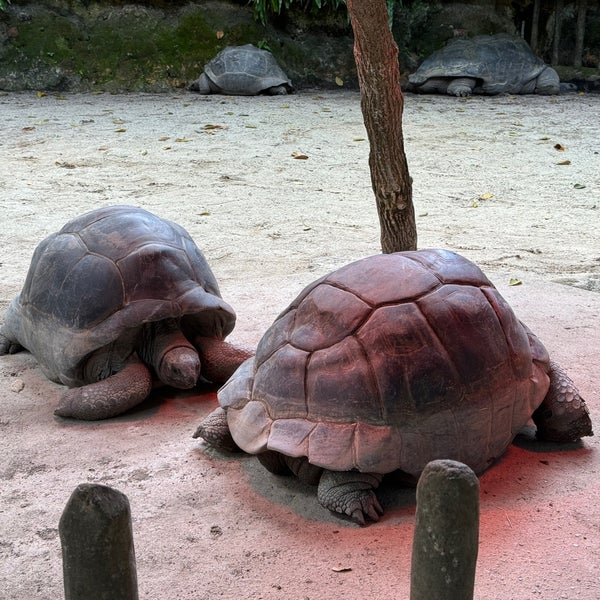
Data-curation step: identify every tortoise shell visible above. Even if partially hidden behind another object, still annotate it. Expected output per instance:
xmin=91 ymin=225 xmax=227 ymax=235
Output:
xmin=5 ymin=205 xmax=235 ymax=386
xmin=203 ymin=44 xmax=293 ymax=95
xmin=218 ymin=249 xmax=550 ymax=478
xmin=408 ymin=34 xmax=558 ymax=95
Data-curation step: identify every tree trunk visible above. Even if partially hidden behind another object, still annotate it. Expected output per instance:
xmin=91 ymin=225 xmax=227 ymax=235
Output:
xmin=574 ymin=0 xmax=587 ymax=67
xmin=530 ymin=0 xmax=541 ymax=52
xmin=551 ymin=0 xmax=564 ymax=66
xmin=346 ymin=0 xmax=417 ymax=253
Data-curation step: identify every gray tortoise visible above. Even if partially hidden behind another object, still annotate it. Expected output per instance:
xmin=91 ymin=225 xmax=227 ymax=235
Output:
xmin=195 ymin=249 xmax=593 ymax=524
xmin=190 ymin=44 xmax=293 ymax=96
xmin=408 ymin=33 xmax=560 ymax=96
xmin=0 ymin=205 xmax=251 ymax=420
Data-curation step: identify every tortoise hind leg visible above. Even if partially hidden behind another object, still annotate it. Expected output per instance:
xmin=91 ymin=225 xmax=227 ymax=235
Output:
xmin=0 ymin=331 xmax=24 ymax=355
xmin=532 ymin=360 xmax=593 ymax=442
xmin=317 ymin=470 xmax=384 ymax=526
xmin=54 ymin=355 xmax=152 ymax=420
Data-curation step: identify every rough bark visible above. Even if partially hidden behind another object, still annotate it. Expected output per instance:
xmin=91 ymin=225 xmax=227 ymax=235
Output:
xmin=346 ymin=0 xmax=417 ymax=253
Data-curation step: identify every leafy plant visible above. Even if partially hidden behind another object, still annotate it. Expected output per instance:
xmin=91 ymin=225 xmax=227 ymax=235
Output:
xmin=251 ymin=0 xmax=399 ymax=27
xmin=251 ymin=0 xmax=346 ymax=25
xmin=1 ymin=0 xmax=11 ymax=12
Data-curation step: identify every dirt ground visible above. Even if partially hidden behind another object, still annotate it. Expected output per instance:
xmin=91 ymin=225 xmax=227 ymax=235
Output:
xmin=0 ymin=89 xmax=598 ymax=599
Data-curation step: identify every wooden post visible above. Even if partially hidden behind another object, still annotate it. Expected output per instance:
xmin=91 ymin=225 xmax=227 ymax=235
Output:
xmin=410 ymin=460 xmax=479 ymax=600
xmin=59 ymin=483 xmax=139 ymax=600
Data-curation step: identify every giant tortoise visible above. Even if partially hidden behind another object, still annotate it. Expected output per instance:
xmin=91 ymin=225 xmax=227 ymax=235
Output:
xmin=408 ymin=34 xmax=561 ymax=96
xmin=195 ymin=249 xmax=593 ymax=524
xmin=190 ymin=44 xmax=293 ymax=96
xmin=0 ymin=205 xmax=251 ymax=420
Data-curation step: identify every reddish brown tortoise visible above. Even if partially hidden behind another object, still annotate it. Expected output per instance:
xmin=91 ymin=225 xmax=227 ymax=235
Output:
xmin=0 ymin=205 xmax=251 ymax=420
xmin=195 ymin=249 xmax=593 ymax=524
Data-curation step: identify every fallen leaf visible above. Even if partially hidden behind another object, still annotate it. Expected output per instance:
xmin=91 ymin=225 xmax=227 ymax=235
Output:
xmin=332 ymin=566 xmax=352 ymax=573
xmin=509 ymin=278 xmax=522 ymax=286
xmin=291 ymin=151 xmax=309 ymax=160
xmin=539 ymin=136 xmax=551 ymax=141
xmin=113 ymin=119 xmax=126 ymax=124
xmin=55 ymin=161 xmax=76 ymax=169
xmin=175 ymin=137 xmax=191 ymax=142
xmin=198 ymin=211 xmax=211 ymax=216
xmin=114 ymin=128 xmax=127 ymax=133
xmin=36 ymin=91 xmax=46 ymax=98
xmin=471 ymin=201 xmax=480 ymax=208
xmin=573 ymin=183 xmax=586 ymax=189
xmin=335 ymin=76 xmax=344 ymax=87
xmin=216 ymin=30 xmax=224 ymax=39
xmin=556 ymin=160 xmax=571 ymax=165
xmin=554 ymin=143 xmax=565 ymax=151
xmin=353 ymin=137 xmax=365 ymax=142
xmin=203 ymin=124 xmax=225 ymax=130
xmin=22 ymin=126 xmax=36 ymax=131
xmin=479 ymin=192 xmax=494 ymax=200
xmin=158 ymin=136 xmax=170 ymax=141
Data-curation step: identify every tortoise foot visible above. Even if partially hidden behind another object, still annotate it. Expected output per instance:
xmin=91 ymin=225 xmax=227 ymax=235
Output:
xmin=193 ymin=407 xmax=240 ymax=452
xmin=317 ymin=470 xmax=384 ymax=525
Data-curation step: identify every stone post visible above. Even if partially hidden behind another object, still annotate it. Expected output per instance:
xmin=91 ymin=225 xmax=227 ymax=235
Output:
xmin=59 ymin=483 xmax=139 ymax=600
xmin=410 ymin=459 xmax=479 ymax=600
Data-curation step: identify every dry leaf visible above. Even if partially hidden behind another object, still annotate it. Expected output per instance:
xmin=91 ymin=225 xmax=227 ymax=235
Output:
xmin=158 ymin=136 xmax=170 ymax=141
xmin=36 ymin=91 xmax=46 ymax=98
xmin=554 ymin=143 xmax=565 ymax=151
xmin=291 ymin=151 xmax=309 ymax=160
xmin=509 ymin=278 xmax=522 ymax=286
xmin=203 ymin=124 xmax=224 ymax=130
xmin=353 ymin=138 xmax=365 ymax=142
xmin=216 ymin=30 xmax=224 ymax=39
xmin=175 ymin=137 xmax=191 ymax=142
xmin=199 ymin=211 xmax=211 ymax=216
xmin=332 ymin=566 xmax=352 ymax=573
xmin=335 ymin=76 xmax=344 ymax=87
xmin=22 ymin=126 xmax=36 ymax=132
xmin=114 ymin=128 xmax=127 ymax=133
xmin=479 ymin=193 xmax=494 ymax=200
xmin=557 ymin=160 xmax=571 ymax=165
xmin=55 ymin=161 xmax=76 ymax=169
xmin=113 ymin=119 xmax=126 ymax=124
xmin=472 ymin=201 xmax=480 ymax=208
xmin=573 ymin=183 xmax=586 ymax=189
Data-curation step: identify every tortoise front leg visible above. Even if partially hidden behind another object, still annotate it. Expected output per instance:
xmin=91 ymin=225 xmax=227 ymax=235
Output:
xmin=54 ymin=355 xmax=152 ymax=420
xmin=194 ymin=336 xmax=253 ymax=383
xmin=317 ymin=470 xmax=384 ymax=525
xmin=193 ymin=406 xmax=240 ymax=452
xmin=447 ymin=77 xmax=477 ymax=96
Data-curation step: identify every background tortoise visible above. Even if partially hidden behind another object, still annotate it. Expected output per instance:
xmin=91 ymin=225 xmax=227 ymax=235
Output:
xmin=408 ymin=33 xmax=560 ymax=96
xmin=195 ymin=249 xmax=593 ymax=524
xmin=0 ymin=205 xmax=251 ymax=420
xmin=189 ymin=44 xmax=293 ymax=96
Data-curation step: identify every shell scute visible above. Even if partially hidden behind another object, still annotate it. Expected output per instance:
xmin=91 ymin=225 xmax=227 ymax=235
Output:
xmin=289 ymin=284 xmax=370 ymax=352
xmin=357 ymin=302 xmax=462 ymax=415
xmin=252 ymin=344 xmax=309 ymax=417
xmin=306 ymin=336 xmax=379 ymax=423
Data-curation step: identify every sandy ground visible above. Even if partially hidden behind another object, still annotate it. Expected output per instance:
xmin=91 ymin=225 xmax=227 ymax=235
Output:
xmin=0 ymin=89 xmax=599 ymax=599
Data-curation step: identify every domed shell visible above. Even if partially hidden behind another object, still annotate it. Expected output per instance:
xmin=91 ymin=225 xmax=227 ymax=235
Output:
xmin=409 ymin=34 xmax=552 ymax=94
xmin=219 ymin=249 xmax=550 ymax=478
xmin=204 ymin=44 xmax=292 ymax=95
xmin=8 ymin=205 xmax=235 ymax=386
